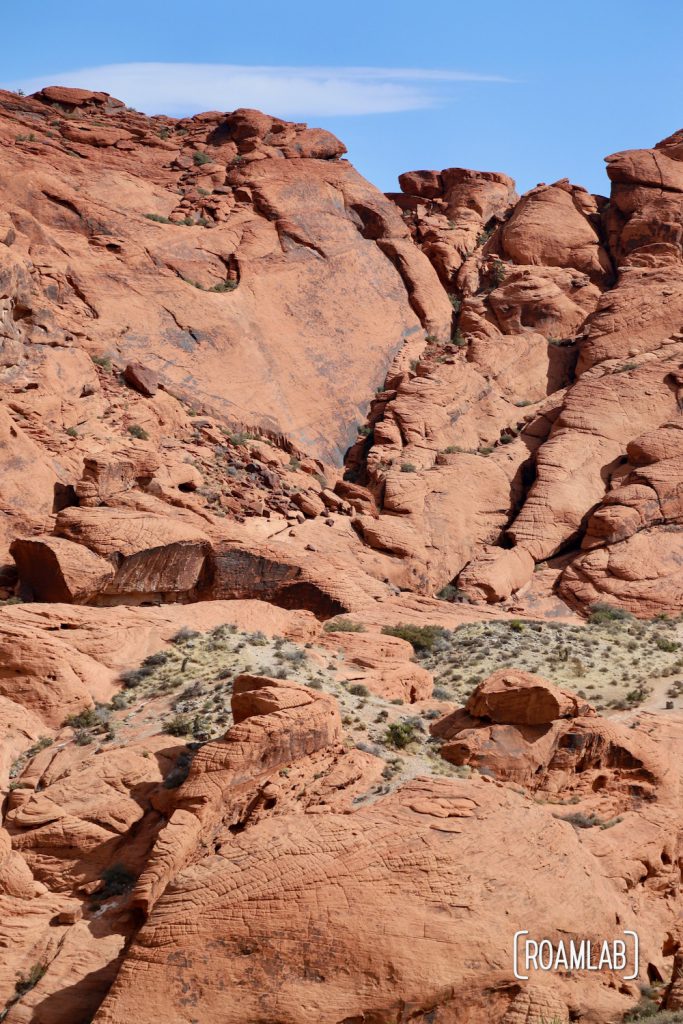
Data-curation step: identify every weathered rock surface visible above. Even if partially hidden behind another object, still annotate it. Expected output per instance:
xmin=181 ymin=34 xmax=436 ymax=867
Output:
xmin=558 ymin=525 xmax=683 ymax=616
xmin=94 ymin=772 xmax=656 ymax=1024
xmin=321 ymin=629 xmax=433 ymax=701
xmin=464 ymin=668 xmax=589 ymax=725
xmin=1 ymin=88 xmax=683 ymax=1024
xmin=0 ymin=91 xmax=450 ymax=467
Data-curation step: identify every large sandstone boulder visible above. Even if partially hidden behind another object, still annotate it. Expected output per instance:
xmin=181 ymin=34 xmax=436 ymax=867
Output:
xmin=132 ymin=675 xmax=344 ymax=912
xmin=321 ymin=629 xmax=433 ymax=702
xmin=10 ymin=535 xmax=115 ymax=603
xmin=498 ymin=180 xmax=613 ymax=286
xmin=457 ymin=546 xmax=535 ymax=602
xmin=434 ymin=670 xmax=671 ymax=804
xmin=46 ymin=507 xmax=212 ymax=603
xmin=465 ymin=668 xmax=587 ymax=725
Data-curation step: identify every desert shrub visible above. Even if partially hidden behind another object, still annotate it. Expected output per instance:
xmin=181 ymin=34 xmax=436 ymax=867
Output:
xmin=127 ymin=424 xmax=149 ymax=440
xmin=588 ymin=602 xmax=632 ymax=625
xmin=163 ymin=750 xmax=193 ymax=789
xmin=655 ymin=636 xmax=679 ymax=653
xmin=27 ymin=736 xmax=53 ymax=757
xmin=382 ymin=623 xmax=448 ymax=653
xmin=91 ymin=354 xmax=111 ymax=369
xmin=65 ymin=426 xmax=78 ymax=438
xmin=432 ymin=686 xmax=451 ymax=700
xmin=509 ymin=620 xmax=525 ymax=633
xmin=355 ymin=740 xmax=381 ymax=756
xmin=452 ymin=328 xmax=467 ymax=347
xmin=119 ymin=665 xmax=154 ymax=688
xmin=142 ymin=650 xmax=172 ymax=669
xmin=171 ymin=627 xmax=201 ymax=644
xmin=211 ymin=623 xmax=237 ymax=639
xmin=491 ymin=258 xmax=507 ymax=285
xmin=144 ymin=212 xmax=171 ymax=224
xmin=622 ymin=998 xmax=681 ymax=1020
xmin=626 ymin=685 xmax=650 ymax=705
xmin=210 ymin=280 xmax=237 ymax=292
xmin=348 ymin=684 xmax=370 ymax=697
xmin=400 ymin=462 xmax=417 ymax=473
xmin=15 ymin=962 xmax=46 ymax=995
xmin=227 ymin=430 xmax=256 ymax=445
xmin=437 ymin=584 xmax=469 ymax=602
xmin=63 ymin=707 xmax=100 ymax=729
xmin=557 ymin=811 xmax=603 ymax=829
xmin=193 ymin=150 xmax=212 ymax=165
xmin=109 ymin=692 xmax=129 ymax=710
xmin=323 ymin=618 xmax=366 ymax=633
xmin=163 ymin=713 xmax=193 ymax=737
xmin=384 ymin=721 xmax=417 ymax=749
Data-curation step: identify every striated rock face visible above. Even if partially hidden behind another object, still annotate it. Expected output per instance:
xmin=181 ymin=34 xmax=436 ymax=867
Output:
xmin=130 ymin=674 xmax=345 ymax=913
xmin=0 ymin=91 xmax=450 ymax=467
xmin=95 ymin=774 xmax=643 ymax=1024
xmin=558 ymin=526 xmax=683 ymax=616
xmin=1 ymin=87 xmax=683 ymax=1024
xmin=358 ymin=126 xmax=683 ymax=614
xmin=0 ymin=86 xmax=680 ymax=617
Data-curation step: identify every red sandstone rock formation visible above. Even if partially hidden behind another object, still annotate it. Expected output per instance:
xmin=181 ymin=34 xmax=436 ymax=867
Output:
xmin=0 ymin=86 xmax=682 ymax=1024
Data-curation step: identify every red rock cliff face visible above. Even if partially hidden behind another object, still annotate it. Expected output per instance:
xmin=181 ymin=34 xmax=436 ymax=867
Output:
xmin=0 ymin=89 xmax=450 ymax=467
xmin=351 ymin=131 xmax=683 ymax=615
xmin=1 ymin=85 xmax=681 ymax=620
xmin=1 ymin=87 xmax=683 ymax=1024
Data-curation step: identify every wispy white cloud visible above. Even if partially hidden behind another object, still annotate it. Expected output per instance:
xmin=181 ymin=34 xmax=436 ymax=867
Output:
xmin=3 ymin=62 xmax=510 ymax=118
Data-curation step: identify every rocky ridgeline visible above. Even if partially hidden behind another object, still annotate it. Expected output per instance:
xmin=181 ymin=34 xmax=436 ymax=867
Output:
xmin=0 ymin=87 xmax=681 ymax=620
xmin=0 ymin=86 xmax=682 ymax=1023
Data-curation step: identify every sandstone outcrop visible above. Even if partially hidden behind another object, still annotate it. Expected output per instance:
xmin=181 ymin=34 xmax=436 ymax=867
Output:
xmin=464 ymin=668 xmax=589 ymax=725
xmin=558 ymin=525 xmax=683 ymax=616
xmin=321 ymin=628 xmax=433 ymax=701
xmin=0 ymin=90 xmax=450 ymax=467
xmin=434 ymin=670 xmax=671 ymax=804
xmin=131 ymin=674 xmax=347 ymax=912
xmin=0 ymin=87 xmax=683 ymax=1024
xmin=94 ymin=773 xmax=656 ymax=1024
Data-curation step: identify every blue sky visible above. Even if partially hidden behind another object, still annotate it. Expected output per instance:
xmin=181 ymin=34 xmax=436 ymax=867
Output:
xmin=2 ymin=0 xmax=682 ymax=197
